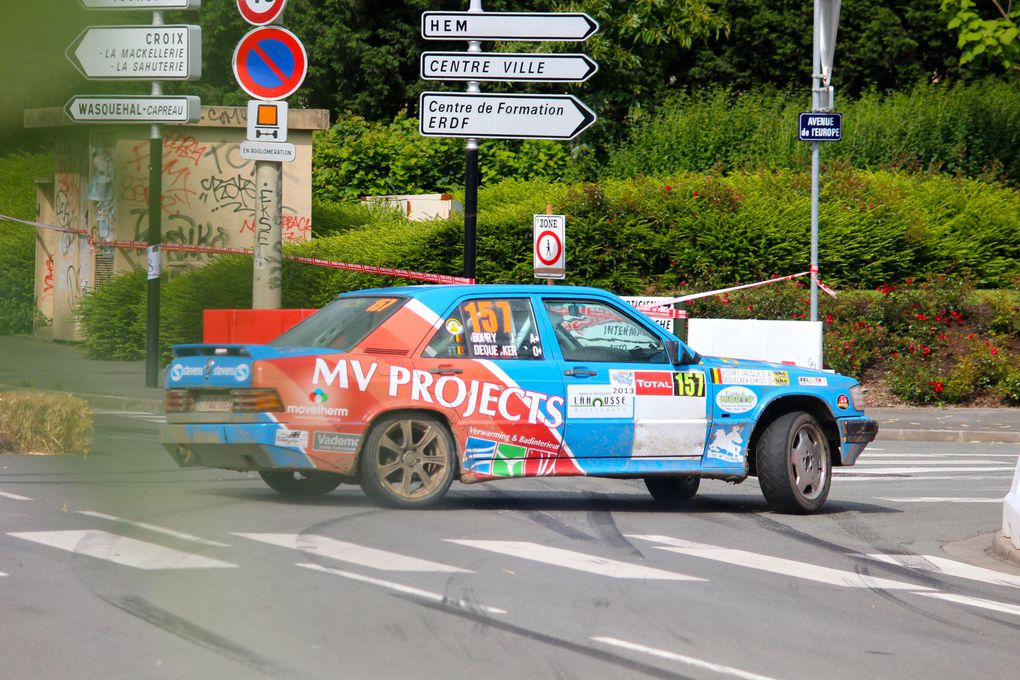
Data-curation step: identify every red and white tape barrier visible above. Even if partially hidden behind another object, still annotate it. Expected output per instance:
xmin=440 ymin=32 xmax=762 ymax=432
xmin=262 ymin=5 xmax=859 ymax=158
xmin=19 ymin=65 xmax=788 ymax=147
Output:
xmin=1 ymin=213 xmax=474 ymax=285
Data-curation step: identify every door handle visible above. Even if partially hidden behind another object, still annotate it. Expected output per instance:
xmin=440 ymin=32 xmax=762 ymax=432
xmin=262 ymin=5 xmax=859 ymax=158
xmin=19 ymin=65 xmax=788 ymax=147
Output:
xmin=429 ymin=365 xmax=463 ymax=375
xmin=565 ymin=369 xmax=597 ymax=377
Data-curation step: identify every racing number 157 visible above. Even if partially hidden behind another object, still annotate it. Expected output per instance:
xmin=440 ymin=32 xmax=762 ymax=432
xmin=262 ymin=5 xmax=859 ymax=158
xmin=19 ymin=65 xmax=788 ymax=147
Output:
xmin=463 ymin=300 xmax=512 ymax=333
xmin=673 ymin=371 xmax=706 ymax=397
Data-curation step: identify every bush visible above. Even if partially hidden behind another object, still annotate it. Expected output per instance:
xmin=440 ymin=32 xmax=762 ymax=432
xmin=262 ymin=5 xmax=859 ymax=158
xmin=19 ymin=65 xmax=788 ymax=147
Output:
xmin=77 ymin=268 xmax=146 ymax=360
xmin=0 ymin=391 xmax=92 ymax=455
xmin=0 ymin=152 xmax=52 ymax=335
xmin=607 ymin=80 xmax=1020 ymax=185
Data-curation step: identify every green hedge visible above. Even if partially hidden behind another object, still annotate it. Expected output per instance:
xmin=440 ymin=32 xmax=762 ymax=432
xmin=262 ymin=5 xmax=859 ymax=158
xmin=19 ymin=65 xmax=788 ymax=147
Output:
xmin=0 ymin=152 xmax=52 ymax=335
xmin=77 ymin=168 xmax=1020 ymax=361
xmin=608 ymin=79 xmax=1020 ymax=184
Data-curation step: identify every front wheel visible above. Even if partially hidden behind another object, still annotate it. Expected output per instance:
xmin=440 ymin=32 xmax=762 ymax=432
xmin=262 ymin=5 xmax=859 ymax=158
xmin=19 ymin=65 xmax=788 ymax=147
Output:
xmin=756 ymin=411 xmax=831 ymax=514
xmin=358 ymin=414 xmax=456 ymax=509
xmin=644 ymin=476 xmax=700 ymax=506
xmin=259 ymin=470 xmax=344 ymax=497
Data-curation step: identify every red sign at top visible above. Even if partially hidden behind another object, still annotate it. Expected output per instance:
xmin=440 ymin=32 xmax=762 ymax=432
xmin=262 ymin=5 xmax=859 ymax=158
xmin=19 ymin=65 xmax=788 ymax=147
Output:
xmin=237 ymin=0 xmax=288 ymax=26
xmin=233 ymin=26 xmax=307 ymax=100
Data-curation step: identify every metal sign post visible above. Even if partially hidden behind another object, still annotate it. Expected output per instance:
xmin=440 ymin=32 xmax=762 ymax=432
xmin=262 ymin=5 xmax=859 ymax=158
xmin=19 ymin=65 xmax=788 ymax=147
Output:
xmin=808 ymin=0 xmax=841 ymax=323
xmin=145 ymin=12 xmax=165 ymax=388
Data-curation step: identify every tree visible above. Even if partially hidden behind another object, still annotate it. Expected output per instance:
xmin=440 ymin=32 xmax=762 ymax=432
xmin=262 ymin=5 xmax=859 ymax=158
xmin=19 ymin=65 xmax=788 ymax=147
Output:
xmin=942 ymin=0 xmax=1020 ymax=71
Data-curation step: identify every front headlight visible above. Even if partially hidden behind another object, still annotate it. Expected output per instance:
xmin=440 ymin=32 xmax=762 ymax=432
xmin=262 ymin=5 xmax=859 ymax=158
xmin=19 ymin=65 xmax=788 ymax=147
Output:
xmin=850 ymin=384 xmax=866 ymax=411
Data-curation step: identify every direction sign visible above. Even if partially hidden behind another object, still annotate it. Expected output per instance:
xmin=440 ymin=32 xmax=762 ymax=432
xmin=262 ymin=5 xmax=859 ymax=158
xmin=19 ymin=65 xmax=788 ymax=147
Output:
xmin=534 ymin=214 xmax=565 ymax=280
xmin=419 ymin=92 xmax=596 ymax=140
xmin=422 ymin=12 xmax=599 ymax=41
xmin=798 ymin=112 xmax=843 ymax=142
xmin=232 ymin=26 xmax=307 ymax=100
xmin=420 ymin=52 xmax=598 ymax=83
xmin=66 ymin=25 xmax=202 ymax=81
xmin=237 ymin=0 xmax=288 ymax=26
xmin=80 ymin=0 xmax=201 ymax=7
xmin=65 ymin=95 xmax=201 ymax=124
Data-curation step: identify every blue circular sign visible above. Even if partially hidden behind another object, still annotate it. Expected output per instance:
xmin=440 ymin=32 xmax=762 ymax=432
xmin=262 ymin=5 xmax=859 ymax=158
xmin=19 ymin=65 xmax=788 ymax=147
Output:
xmin=232 ymin=26 xmax=307 ymax=100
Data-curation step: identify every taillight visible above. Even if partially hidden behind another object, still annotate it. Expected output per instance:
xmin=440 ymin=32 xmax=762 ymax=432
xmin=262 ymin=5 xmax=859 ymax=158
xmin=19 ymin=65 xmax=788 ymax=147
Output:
xmin=231 ymin=388 xmax=284 ymax=412
xmin=165 ymin=390 xmax=195 ymax=413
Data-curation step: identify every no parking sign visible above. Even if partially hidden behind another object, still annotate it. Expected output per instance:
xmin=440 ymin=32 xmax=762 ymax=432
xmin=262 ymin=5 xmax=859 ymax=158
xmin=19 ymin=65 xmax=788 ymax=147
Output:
xmin=232 ymin=26 xmax=307 ymax=101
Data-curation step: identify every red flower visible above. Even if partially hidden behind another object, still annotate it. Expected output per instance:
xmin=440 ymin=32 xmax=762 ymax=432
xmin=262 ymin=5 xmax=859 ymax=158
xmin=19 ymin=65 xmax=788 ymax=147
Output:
xmin=665 ymin=185 xmax=672 ymax=191
xmin=991 ymin=347 xmax=999 ymax=356
xmin=693 ymin=190 xmax=700 ymax=198
xmin=929 ymin=381 xmax=944 ymax=394
xmin=916 ymin=313 xmax=927 ymax=321
xmin=825 ymin=313 xmax=834 ymax=323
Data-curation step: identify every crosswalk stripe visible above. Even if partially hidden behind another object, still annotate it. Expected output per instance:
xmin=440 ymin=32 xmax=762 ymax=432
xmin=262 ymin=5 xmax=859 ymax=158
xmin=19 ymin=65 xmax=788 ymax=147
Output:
xmin=914 ymin=592 xmax=1020 ymax=618
xmin=445 ymin=540 xmax=704 ymax=581
xmin=0 ymin=490 xmax=32 ymax=501
xmin=235 ymin=533 xmax=470 ymax=573
xmin=78 ymin=511 xmax=231 ymax=547
xmin=836 ymin=466 xmax=1015 ymax=475
xmin=297 ymin=563 xmax=506 ymax=614
xmin=864 ymin=553 xmax=1020 ymax=589
xmin=857 ymin=460 xmax=1011 ymax=466
xmin=593 ymin=637 xmax=780 ymax=680
xmin=8 ymin=531 xmax=236 ymax=570
xmin=876 ymin=497 xmax=1003 ymax=504
xmin=837 ymin=475 xmax=1013 ymax=482
xmin=863 ymin=453 xmax=1017 ymax=458
xmin=630 ymin=535 xmax=931 ymax=591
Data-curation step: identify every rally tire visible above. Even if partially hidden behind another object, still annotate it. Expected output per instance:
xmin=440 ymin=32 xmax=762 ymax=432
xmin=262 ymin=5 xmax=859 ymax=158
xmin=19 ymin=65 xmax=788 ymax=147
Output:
xmin=644 ymin=476 xmax=700 ymax=506
xmin=757 ymin=411 xmax=831 ymax=514
xmin=259 ymin=470 xmax=344 ymax=497
xmin=358 ymin=413 xmax=456 ymax=509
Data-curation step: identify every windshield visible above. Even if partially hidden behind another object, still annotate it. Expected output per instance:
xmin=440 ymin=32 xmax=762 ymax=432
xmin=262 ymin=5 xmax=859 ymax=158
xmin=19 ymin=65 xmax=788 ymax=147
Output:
xmin=269 ymin=296 xmax=407 ymax=350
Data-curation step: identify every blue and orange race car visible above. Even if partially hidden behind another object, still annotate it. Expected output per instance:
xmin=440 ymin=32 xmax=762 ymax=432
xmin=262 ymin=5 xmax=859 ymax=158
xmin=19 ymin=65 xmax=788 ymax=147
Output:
xmin=160 ymin=284 xmax=878 ymax=514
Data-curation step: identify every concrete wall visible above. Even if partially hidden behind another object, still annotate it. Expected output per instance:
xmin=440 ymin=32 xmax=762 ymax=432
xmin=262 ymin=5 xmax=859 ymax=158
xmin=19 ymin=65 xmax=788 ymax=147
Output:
xmin=26 ymin=106 xmax=329 ymax=340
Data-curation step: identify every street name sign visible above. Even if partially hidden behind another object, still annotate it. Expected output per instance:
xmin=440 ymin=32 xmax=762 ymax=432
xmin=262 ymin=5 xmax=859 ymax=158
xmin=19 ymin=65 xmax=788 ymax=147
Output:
xmin=534 ymin=214 xmax=565 ymax=280
xmin=419 ymin=92 xmax=596 ymax=140
xmin=240 ymin=141 xmax=296 ymax=162
xmin=798 ymin=112 xmax=843 ymax=141
xmin=237 ymin=0 xmax=288 ymax=26
xmin=65 ymin=95 xmax=201 ymax=123
xmin=79 ymin=0 xmax=201 ymax=8
xmin=420 ymin=52 xmax=598 ymax=82
xmin=233 ymin=26 xmax=307 ymax=100
xmin=421 ymin=12 xmax=598 ymax=41
xmin=66 ymin=25 xmax=202 ymax=80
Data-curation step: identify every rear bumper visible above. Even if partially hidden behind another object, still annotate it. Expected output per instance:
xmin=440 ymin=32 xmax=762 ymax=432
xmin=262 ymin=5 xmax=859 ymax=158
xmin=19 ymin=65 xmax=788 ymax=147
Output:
xmin=160 ymin=423 xmax=315 ymax=472
xmin=837 ymin=416 xmax=879 ymax=466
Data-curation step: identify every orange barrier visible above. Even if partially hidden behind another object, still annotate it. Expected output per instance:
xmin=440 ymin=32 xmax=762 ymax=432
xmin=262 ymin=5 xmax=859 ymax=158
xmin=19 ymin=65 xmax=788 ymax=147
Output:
xmin=203 ymin=308 xmax=318 ymax=344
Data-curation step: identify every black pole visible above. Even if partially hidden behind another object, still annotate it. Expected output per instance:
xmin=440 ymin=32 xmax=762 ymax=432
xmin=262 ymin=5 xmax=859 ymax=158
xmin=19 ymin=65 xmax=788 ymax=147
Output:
xmin=464 ymin=144 xmax=478 ymax=281
xmin=145 ymin=131 xmax=162 ymax=387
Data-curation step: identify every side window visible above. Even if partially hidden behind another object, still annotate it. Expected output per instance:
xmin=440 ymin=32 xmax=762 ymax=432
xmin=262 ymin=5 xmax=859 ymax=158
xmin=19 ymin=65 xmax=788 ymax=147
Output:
xmin=543 ymin=300 xmax=666 ymax=363
xmin=424 ymin=298 xmax=544 ymax=360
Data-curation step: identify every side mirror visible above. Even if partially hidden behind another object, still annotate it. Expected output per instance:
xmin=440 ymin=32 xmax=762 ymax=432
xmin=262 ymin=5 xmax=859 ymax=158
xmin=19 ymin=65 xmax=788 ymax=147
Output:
xmin=666 ymin=340 xmax=681 ymax=365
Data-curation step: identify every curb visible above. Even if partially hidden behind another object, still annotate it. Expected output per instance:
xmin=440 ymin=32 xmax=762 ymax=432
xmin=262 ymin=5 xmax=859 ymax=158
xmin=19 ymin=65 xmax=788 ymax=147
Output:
xmin=990 ymin=533 xmax=1020 ymax=568
xmin=0 ymin=384 xmax=162 ymax=415
xmin=876 ymin=428 xmax=1020 ymax=444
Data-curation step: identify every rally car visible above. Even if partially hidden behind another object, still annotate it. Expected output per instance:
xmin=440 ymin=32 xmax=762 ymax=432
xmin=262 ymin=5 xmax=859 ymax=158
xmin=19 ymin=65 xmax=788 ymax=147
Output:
xmin=160 ymin=284 xmax=878 ymax=514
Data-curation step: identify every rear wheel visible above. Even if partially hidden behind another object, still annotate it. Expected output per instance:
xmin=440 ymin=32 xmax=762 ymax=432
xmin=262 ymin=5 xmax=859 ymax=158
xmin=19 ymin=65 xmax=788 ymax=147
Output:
xmin=358 ymin=414 xmax=456 ymax=509
xmin=644 ymin=476 xmax=700 ymax=506
xmin=259 ymin=470 xmax=344 ymax=497
xmin=757 ymin=411 xmax=831 ymax=514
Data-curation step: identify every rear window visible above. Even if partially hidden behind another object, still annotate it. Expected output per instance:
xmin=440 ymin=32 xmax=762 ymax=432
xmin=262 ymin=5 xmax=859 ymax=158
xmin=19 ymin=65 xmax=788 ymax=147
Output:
xmin=270 ymin=296 xmax=406 ymax=350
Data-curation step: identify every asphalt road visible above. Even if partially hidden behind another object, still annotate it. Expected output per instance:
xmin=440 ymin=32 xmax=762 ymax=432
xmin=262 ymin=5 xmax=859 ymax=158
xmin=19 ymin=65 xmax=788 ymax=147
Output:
xmin=1 ymin=412 xmax=1018 ymax=680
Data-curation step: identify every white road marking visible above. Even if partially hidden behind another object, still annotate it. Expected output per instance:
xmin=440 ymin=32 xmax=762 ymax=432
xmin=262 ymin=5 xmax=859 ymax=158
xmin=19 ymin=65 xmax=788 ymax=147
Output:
xmin=236 ymin=533 xmax=469 ymax=573
xmin=0 ymin=571 xmax=6 ymax=578
xmin=876 ymin=497 xmax=1004 ymax=504
xmin=630 ymin=535 xmax=931 ymax=591
xmin=298 ymin=563 xmax=506 ymax=615
xmin=863 ymin=453 xmax=1017 ymax=458
xmin=864 ymin=553 xmax=1020 ymax=589
xmin=836 ymin=475 xmax=1013 ymax=482
xmin=446 ymin=540 xmax=704 ymax=581
xmin=0 ymin=490 xmax=32 ymax=501
xmin=914 ymin=592 xmax=1020 ymax=618
xmin=836 ymin=466 xmax=1015 ymax=475
xmin=92 ymin=409 xmax=166 ymax=423
xmin=78 ymin=511 xmax=230 ymax=547
xmin=592 ymin=637 xmax=780 ymax=680
xmin=857 ymin=459 xmax=1013 ymax=466
xmin=8 ymin=531 xmax=235 ymax=570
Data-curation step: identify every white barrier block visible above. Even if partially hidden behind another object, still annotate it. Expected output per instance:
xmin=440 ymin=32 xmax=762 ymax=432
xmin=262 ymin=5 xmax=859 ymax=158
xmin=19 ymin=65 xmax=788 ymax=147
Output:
xmin=1004 ymin=453 xmax=1020 ymax=550
xmin=686 ymin=319 xmax=824 ymax=369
